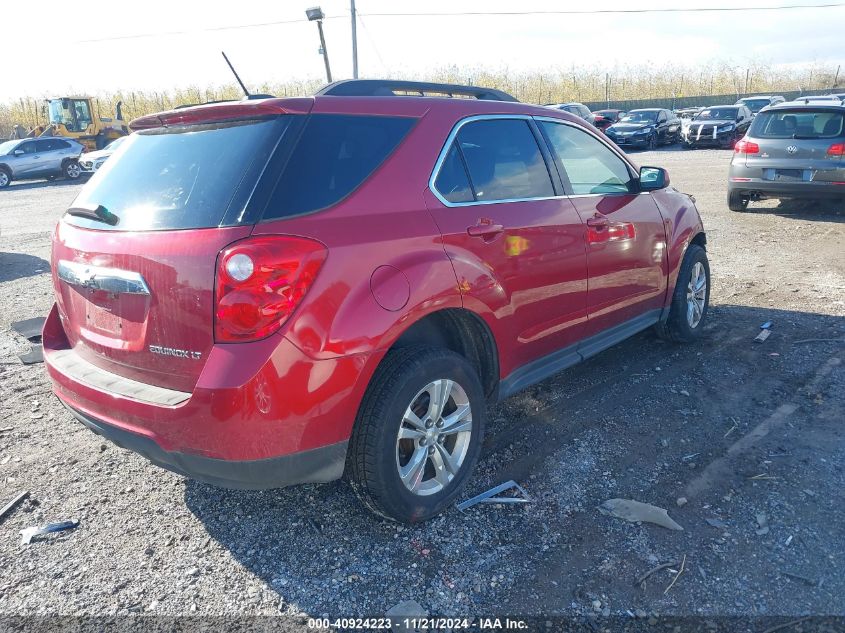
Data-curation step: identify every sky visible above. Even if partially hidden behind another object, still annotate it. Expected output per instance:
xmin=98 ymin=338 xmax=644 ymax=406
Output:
xmin=3 ymin=0 xmax=843 ymax=101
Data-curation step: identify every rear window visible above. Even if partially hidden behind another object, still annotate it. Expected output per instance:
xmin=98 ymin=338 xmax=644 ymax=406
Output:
xmin=67 ymin=118 xmax=288 ymax=231
xmin=749 ymin=109 xmax=845 ymax=139
xmin=262 ymin=114 xmax=415 ymax=219
xmin=739 ymin=99 xmax=771 ymax=112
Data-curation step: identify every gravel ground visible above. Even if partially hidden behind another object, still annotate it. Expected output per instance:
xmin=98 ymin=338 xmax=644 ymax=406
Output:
xmin=0 ymin=149 xmax=843 ymax=628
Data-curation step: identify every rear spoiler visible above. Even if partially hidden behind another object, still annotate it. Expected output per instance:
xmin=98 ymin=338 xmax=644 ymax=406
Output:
xmin=129 ymin=98 xmax=314 ymax=131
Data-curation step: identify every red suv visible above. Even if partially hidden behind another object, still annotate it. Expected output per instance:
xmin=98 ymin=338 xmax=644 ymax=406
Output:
xmin=44 ymin=80 xmax=709 ymax=523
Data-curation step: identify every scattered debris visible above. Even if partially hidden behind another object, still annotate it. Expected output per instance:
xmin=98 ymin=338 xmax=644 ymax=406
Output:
xmin=599 ymin=499 xmax=683 ymax=531
xmin=761 ymin=616 xmax=813 ymax=633
xmin=20 ymin=519 xmax=79 ymax=545
xmin=386 ymin=599 xmax=427 ymax=633
xmin=780 ymin=571 xmax=817 ymax=586
xmin=0 ymin=491 xmax=29 ymax=524
xmin=0 ymin=426 xmax=14 ymax=433
xmin=663 ymin=553 xmax=686 ymax=595
xmin=18 ymin=344 xmax=43 ymax=365
xmin=705 ymin=518 xmax=729 ymax=529
xmin=760 ymin=321 xmax=773 ymax=330
xmin=755 ymin=329 xmax=771 ymax=343
xmin=792 ymin=338 xmax=845 ymax=345
xmin=679 ymin=389 xmax=690 ymax=397
xmin=749 ymin=474 xmax=779 ymax=480
xmin=676 ymin=496 xmax=688 ymax=507
xmin=10 ymin=317 xmax=46 ymax=341
xmin=756 ymin=513 xmax=770 ymax=536
xmin=634 ymin=560 xmax=678 ymax=587
xmin=723 ymin=421 xmax=738 ymax=438
xmin=681 ymin=452 xmax=700 ymax=461
xmin=785 ymin=535 xmax=793 ymax=547
xmin=456 ymin=480 xmax=531 ymax=512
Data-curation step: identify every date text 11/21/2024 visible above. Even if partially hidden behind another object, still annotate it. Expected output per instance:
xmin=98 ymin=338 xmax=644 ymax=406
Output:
xmin=306 ymin=617 xmax=529 ymax=630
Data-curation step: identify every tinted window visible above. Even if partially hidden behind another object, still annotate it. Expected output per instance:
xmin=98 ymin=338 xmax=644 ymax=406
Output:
xmin=69 ymin=118 xmax=287 ymax=231
xmin=695 ymin=107 xmax=738 ymax=120
xmin=749 ymin=109 xmax=844 ymax=138
xmin=264 ymin=114 xmax=414 ymax=219
xmin=622 ymin=111 xmax=658 ymax=123
xmin=541 ymin=122 xmax=633 ymax=195
xmin=434 ymin=145 xmax=473 ymax=203
xmin=55 ymin=140 xmax=72 ymax=150
xmin=18 ymin=141 xmax=37 ymax=154
xmin=456 ymin=119 xmax=554 ymax=202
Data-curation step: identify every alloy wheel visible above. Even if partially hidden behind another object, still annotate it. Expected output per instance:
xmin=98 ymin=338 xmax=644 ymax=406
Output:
xmin=395 ymin=378 xmax=472 ymax=496
xmin=686 ymin=261 xmax=707 ymax=328
xmin=0 ymin=172 xmax=8 ymax=187
xmin=66 ymin=163 xmax=81 ymax=179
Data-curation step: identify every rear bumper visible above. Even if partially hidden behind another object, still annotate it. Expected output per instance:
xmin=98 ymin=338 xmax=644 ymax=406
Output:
xmin=66 ymin=404 xmax=347 ymax=489
xmin=42 ymin=303 xmax=377 ymax=484
xmin=728 ymin=179 xmax=845 ymax=199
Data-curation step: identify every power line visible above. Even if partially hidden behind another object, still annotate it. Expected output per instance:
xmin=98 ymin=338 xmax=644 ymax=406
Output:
xmin=359 ymin=2 xmax=845 ymax=17
xmin=75 ymin=2 xmax=845 ymax=44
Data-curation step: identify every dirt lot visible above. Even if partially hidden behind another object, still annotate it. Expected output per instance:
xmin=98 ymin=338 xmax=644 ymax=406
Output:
xmin=0 ymin=149 xmax=843 ymax=628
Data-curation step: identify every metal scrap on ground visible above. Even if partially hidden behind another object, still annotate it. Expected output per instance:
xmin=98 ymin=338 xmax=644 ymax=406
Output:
xmin=0 ymin=491 xmax=29 ymax=524
xmin=599 ymin=498 xmax=684 ymax=531
xmin=20 ymin=519 xmax=79 ymax=545
xmin=456 ymin=480 xmax=531 ymax=512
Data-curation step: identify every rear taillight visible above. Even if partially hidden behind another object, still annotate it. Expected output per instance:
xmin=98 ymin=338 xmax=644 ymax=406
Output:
xmin=828 ymin=143 xmax=845 ymax=156
xmin=734 ymin=139 xmax=759 ymax=154
xmin=215 ymin=236 xmax=327 ymax=343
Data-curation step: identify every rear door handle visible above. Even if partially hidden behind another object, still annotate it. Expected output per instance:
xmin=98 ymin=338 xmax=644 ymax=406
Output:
xmin=586 ymin=215 xmax=609 ymax=229
xmin=467 ymin=222 xmax=504 ymax=238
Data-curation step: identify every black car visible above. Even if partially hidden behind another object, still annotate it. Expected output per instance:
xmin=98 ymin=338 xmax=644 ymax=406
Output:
xmin=683 ymin=105 xmax=752 ymax=149
xmin=605 ymin=109 xmax=681 ymax=149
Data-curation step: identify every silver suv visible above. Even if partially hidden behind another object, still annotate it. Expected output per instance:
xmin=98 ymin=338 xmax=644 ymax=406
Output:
xmin=0 ymin=137 xmax=85 ymax=188
xmin=727 ymin=101 xmax=845 ymax=211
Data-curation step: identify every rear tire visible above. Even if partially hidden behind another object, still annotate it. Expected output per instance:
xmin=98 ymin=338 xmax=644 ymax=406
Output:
xmin=728 ymin=189 xmax=750 ymax=212
xmin=0 ymin=168 xmax=10 ymax=189
xmin=655 ymin=244 xmax=710 ymax=343
xmin=347 ymin=346 xmax=486 ymax=523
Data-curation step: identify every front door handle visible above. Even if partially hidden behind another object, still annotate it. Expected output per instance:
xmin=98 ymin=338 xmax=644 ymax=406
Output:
xmin=467 ymin=221 xmax=504 ymax=239
xmin=586 ymin=215 xmax=609 ymax=230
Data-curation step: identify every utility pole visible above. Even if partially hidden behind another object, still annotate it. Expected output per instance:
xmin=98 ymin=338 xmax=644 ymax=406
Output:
xmin=306 ymin=7 xmax=333 ymax=84
xmin=833 ymin=64 xmax=841 ymax=89
xmin=605 ymin=73 xmax=609 ymax=108
xmin=351 ymin=0 xmax=359 ymax=79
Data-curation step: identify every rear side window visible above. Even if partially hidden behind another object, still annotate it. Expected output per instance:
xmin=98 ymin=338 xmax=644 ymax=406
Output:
xmin=434 ymin=145 xmax=474 ymax=203
xmin=68 ymin=118 xmax=287 ymax=231
xmin=453 ymin=119 xmax=554 ymax=202
xmin=541 ymin=121 xmax=633 ymax=195
xmin=750 ymin=109 xmax=844 ymax=138
xmin=263 ymin=114 xmax=415 ymax=219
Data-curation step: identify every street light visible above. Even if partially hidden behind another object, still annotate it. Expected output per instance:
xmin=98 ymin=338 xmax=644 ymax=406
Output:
xmin=306 ymin=6 xmax=333 ymax=84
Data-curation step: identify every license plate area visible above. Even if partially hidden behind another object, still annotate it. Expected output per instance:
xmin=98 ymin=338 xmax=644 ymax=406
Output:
xmin=763 ymin=168 xmax=814 ymax=182
xmin=84 ymin=289 xmax=123 ymax=335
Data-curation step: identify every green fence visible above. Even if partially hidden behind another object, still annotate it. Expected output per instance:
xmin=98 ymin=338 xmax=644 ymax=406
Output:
xmin=582 ymin=90 xmax=837 ymax=112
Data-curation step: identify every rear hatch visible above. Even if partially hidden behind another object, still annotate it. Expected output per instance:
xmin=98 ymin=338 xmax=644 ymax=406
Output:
xmin=740 ymin=107 xmax=844 ymax=181
xmin=52 ymin=105 xmax=305 ymax=393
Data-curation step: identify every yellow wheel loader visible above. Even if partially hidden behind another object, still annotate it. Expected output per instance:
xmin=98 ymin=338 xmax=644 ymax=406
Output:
xmin=36 ymin=97 xmax=129 ymax=151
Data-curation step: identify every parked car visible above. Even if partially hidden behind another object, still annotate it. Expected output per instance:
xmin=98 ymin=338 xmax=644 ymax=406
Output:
xmin=0 ymin=137 xmax=84 ymax=188
xmin=79 ymin=136 xmax=128 ymax=175
xmin=683 ymin=105 xmax=752 ymax=149
xmin=592 ymin=109 xmax=626 ymax=132
xmin=44 ymin=80 xmax=709 ymax=523
xmin=605 ymin=108 xmax=681 ymax=149
xmin=547 ymin=102 xmax=594 ymax=122
xmin=735 ymin=95 xmax=785 ymax=115
xmin=727 ymin=100 xmax=845 ymax=211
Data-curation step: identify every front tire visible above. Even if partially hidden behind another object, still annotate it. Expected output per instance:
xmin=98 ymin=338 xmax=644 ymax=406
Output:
xmin=647 ymin=133 xmax=657 ymax=150
xmin=655 ymin=244 xmax=710 ymax=343
xmin=728 ymin=189 xmax=750 ymax=212
xmin=348 ymin=346 xmax=486 ymax=523
xmin=63 ymin=160 xmax=81 ymax=180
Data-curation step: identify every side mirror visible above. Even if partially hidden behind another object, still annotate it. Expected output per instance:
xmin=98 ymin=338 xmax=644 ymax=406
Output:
xmin=639 ymin=166 xmax=669 ymax=191
xmin=13 ymin=149 xmax=24 ymax=156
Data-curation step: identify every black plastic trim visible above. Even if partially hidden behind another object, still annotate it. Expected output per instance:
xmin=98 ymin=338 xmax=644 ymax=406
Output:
xmin=497 ymin=309 xmax=662 ymax=401
xmin=317 ymin=79 xmax=518 ymax=102
xmin=66 ymin=405 xmax=348 ymax=490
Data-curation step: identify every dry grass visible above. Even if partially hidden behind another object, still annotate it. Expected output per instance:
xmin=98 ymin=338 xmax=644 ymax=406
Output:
xmin=1 ymin=61 xmax=840 ymax=136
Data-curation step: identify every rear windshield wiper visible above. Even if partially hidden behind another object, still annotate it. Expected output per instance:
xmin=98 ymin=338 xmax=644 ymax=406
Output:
xmin=65 ymin=203 xmax=119 ymax=226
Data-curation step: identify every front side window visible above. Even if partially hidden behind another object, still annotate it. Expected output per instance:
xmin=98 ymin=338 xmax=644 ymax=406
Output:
xmin=17 ymin=141 xmax=36 ymax=155
xmin=541 ymin=122 xmax=633 ymax=195
xmin=453 ymin=118 xmax=554 ymax=202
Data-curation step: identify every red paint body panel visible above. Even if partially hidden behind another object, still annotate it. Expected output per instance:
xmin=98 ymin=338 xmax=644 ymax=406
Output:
xmin=45 ymin=93 xmax=706 ymax=481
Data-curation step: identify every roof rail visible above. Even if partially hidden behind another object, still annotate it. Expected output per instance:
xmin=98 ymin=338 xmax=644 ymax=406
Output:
xmin=316 ymin=79 xmax=518 ymax=102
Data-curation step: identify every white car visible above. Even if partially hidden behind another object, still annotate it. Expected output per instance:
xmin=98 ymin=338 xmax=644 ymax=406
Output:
xmin=79 ymin=136 xmax=127 ymax=174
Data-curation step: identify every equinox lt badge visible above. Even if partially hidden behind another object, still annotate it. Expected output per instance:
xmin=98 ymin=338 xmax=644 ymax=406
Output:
xmin=149 ymin=345 xmax=202 ymax=360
